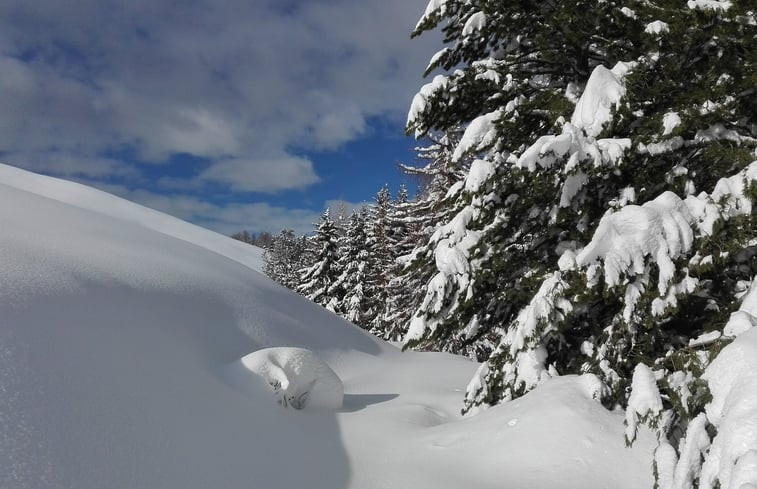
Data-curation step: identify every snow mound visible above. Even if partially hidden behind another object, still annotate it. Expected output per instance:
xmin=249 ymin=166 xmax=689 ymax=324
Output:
xmin=239 ymin=347 xmax=344 ymax=410
xmin=700 ymin=327 xmax=757 ymax=489
xmin=0 ymin=163 xmax=264 ymax=274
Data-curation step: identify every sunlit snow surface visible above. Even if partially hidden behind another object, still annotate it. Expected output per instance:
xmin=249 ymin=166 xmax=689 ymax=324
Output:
xmin=0 ymin=163 xmax=655 ymax=488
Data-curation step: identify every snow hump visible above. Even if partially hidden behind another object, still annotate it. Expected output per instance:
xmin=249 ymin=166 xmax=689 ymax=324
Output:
xmin=237 ymin=347 xmax=344 ymax=410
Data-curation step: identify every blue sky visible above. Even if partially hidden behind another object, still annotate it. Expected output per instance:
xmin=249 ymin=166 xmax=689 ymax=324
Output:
xmin=0 ymin=0 xmax=438 ymax=235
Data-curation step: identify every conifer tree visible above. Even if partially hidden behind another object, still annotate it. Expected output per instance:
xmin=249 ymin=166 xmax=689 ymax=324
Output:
xmin=384 ymin=129 xmax=472 ymax=342
xmin=365 ymin=185 xmax=395 ymax=334
xmin=406 ymin=0 xmax=756 ymax=485
xmin=331 ymin=209 xmax=376 ymax=327
xmin=263 ymin=229 xmax=306 ymax=289
xmin=297 ymin=209 xmax=343 ymax=311
xmin=376 ymin=184 xmax=417 ymax=340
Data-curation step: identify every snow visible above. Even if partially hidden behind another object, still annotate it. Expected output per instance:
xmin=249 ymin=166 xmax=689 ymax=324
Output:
xmin=625 ymin=363 xmax=663 ymax=443
xmin=576 ymin=191 xmax=694 ymax=295
xmin=687 ymin=0 xmax=732 ymax=11
xmin=672 ymin=413 xmax=711 ymax=489
xmin=0 ymin=163 xmax=657 ymax=488
xmin=688 ymin=330 xmax=722 ymax=347
xmin=453 ymin=109 xmax=502 ymax=162
xmin=450 ymin=376 xmax=655 ymax=488
xmin=620 ymin=7 xmax=637 ymax=18
xmin=560 ymin=171 xmax=588 ymax=207
xmin=426 ymin=47 xmax=449 ymax=72
xmin=464 ymin=159 xmax=495 ymax=193
xmin=722 ymin=277 xmax=757 ymax=338
xmin=572 ymin=161 xmax=757 ymax=303
xmin=571 ymin=63 xmax=631 ymax=138
xmin=232 ymin=347 xmax=344 ymax=410
xmin=461 ymin=11 xmax=486 ymax=37
xmin=700 ymin=327 xmax=757 ymax=489
xmin=645 ymin=21 xmax=670 ymax=35
xmin=0 ymin=163 xmax=264 ymax=274
xmin=415 ymin=0 xmax=447 ymax=30
xmin=515 ymin=122 xmax=631 ymax=172
xmin=408 ymin=74 xmax=449 ymax=137
xmin=662 ymin=111 xmax=682 ymax=135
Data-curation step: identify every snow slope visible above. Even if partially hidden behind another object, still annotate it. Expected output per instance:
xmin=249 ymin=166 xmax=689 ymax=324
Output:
xmin=0 ymin=163 xmax=656 ymax=488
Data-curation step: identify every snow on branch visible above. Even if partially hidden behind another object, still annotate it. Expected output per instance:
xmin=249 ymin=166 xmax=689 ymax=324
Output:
xmin=565 ymin=161 xmax=757 ymax=298
xmin=571 ymin=63 xmax=632 ymax=138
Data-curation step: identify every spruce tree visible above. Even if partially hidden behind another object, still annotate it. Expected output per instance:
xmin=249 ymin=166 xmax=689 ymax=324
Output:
xmin=331 ymin=209 xmax=376 ymax=327
xmin=264 ymin=229 xmax=307 ymax=289
xmin=377 ymin=184 xmax=418 ymax=340
xmin=366 ymin=185 xmax=395 ymax=335
xmin=389 ymin=129 xmax=473 ymax=344
xmin=406 ymin=0 xmax=756 ymax=485
xmin=297 ymin=209 xmax=343 ymax=311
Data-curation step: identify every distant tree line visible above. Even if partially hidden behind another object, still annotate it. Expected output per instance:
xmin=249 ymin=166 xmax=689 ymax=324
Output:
xmin=261 ymin=130 xmax=468 ymax=340
xmin=230 ymin=230 xmax=275 ymax=249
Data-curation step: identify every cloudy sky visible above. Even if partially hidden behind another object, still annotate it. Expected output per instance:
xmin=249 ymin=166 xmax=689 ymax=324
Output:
xmin=0 ymin=0 xmax=439 ymax=234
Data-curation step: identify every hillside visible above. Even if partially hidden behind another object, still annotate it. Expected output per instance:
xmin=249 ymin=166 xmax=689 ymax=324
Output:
xmin=0 ymin=163 xmax=656 ymax=489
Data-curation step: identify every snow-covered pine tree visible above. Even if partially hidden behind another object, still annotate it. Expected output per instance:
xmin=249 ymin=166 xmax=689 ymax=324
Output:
xmin=386 ymin=129 xmax=474 ymax=345
xmin=296 ymin=209 xmax=343 ymax=312
xmin=331 ymin=209 xmax=376 ymax=328
xmin=406 ymin=0 xmax=756 ymax=485
xmin=365 ymin=185 xmax=395 ymax=335
xmin=264 ymin=229 xmax=307 ymax=289
xmin=375 ymin=183 xmax=418 ymax=340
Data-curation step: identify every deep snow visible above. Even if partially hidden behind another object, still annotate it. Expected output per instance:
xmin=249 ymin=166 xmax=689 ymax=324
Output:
xmin=0 ymin=163 xmax=657 ymax=488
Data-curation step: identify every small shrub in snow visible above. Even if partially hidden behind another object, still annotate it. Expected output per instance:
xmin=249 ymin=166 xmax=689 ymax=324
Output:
xmin=240 ymin=347 xmax=344 ymax=410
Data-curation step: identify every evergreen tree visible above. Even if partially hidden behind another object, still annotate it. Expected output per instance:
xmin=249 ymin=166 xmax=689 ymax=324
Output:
xmin=384 ymin=129 xmax=472 ymax=342
xmin=406 ymin=0 xmax=756 ymax=485
xmin=297 ymin=209 xmax=343 ymax=311
xmin=365 ymin=185 xmax=395 ymax=334
xmin=331 ymin=209 xmax=376 ymax=327
xmin=263 ymin=229 xmax=306 ymax=289
xmin=376 ymin=184 xmax=415 ymax=340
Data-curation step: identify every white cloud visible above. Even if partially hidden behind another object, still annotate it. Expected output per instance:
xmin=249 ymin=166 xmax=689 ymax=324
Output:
xmin=0 ymin=0 xmax=435 ymax=162
xmin=75 ymin=183 xmax=322 ymax=236
xmin=197 ymin=156 xmax=320 ymax=193
xmin=0 ymin=0 xmax=438 ymax=230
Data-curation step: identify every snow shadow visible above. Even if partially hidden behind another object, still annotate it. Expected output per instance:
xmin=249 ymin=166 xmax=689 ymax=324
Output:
xmin=342 ymin=394 xmax=400 ymax=412
xmin=242 ymin=279 xmax=385 ymax=356
xmin=2 ymin=285 xmax=354 ymax=489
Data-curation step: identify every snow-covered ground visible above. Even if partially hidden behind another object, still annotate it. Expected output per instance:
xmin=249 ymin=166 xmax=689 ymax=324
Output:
xmin=0 ymin=163 xmax=657 ymax=488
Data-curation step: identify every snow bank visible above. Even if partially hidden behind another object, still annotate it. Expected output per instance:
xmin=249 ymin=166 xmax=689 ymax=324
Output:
xmin=700 ymin=327 xmax=757 ymax=489
xmin=237 ymin=347 xmax=344 ymax=410
xmin=0 ymin=163 xmax=264 ymax=274
xmin=435 ymin=376 xmax=656 ymax=489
